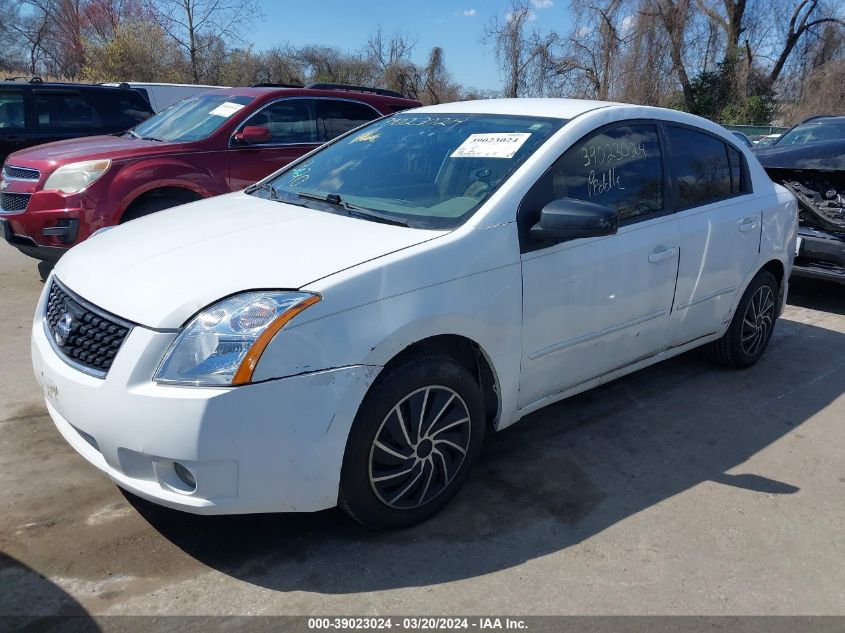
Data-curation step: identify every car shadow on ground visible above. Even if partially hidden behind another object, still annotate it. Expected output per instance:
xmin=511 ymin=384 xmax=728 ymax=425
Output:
xmin=0 ymin=552 xmax=99 ymax=629
xmin=788 ymin=278 xmax=845 ymax=316
xmin=126 ymin=316 xmax=845 ymax=594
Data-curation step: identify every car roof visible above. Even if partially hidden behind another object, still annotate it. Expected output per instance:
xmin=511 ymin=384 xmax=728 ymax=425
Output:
xmin=412 ymin=98 xmax=736 ymax=129
xmin=102 ymin=82 xmax=225 ymax=89
xmin=798 ymin=115 xmax=845 ymax=124
xmin=210 ymin=86 xmax=420 ymax=105
xmin=412 ymin=98 xmax=620 ymax=119
xmin=2 ymin=80 xmax=143 ymax=93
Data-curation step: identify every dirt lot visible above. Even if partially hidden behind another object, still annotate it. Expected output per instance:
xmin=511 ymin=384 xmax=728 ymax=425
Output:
xmin=1 ymin=242 xmax=844 ymax=617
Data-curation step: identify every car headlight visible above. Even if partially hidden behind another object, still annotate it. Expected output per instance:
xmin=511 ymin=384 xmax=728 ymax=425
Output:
xmin=43 ymin=159 xmax=111 ymax=194
xmin=154 ymin=291 xmax=320 ymax=386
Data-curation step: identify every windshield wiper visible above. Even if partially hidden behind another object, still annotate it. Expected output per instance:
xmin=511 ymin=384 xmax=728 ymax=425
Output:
xmin=141 ymin=136 xmax=165 ymax=142
xmin=297 ymin=191 xmax=410 ymax=227
xmin=126 ymin=129 xmax=140 ymax=139
xmin=246 ymin=182 xmax=282 ymax=200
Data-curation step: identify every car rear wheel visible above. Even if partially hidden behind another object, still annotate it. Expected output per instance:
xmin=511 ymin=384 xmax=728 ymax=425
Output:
xmin=706 ymin=270 xmax=779 ymax=368
xmin=339 ymin=354 xmax=485 ymax=529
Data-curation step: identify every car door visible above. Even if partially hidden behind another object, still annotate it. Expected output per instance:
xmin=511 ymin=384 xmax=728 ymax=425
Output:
xmin=518 ymin=122 xmax=680 ymax=409
xmin=664 ymin=125 xmax=761 ymax=346
xmin=0 ymin=88 xmax=31 ymax=162
xmin=227 ymin=98 xmax=322 ymax=189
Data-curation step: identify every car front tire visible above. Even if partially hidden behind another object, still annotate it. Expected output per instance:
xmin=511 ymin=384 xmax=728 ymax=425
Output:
xmin=339 ymin=353 xmax=485 ymax=530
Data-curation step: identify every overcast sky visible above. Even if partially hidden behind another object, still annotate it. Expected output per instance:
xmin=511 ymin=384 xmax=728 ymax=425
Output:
xmin=250 ymin=0 xmax=575 ymax=92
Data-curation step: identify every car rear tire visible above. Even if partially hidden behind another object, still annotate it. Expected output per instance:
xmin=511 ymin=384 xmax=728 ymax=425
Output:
xmin=706 ymin=270 xmax=779 ymax=369
xmin=339 ymin=354 xmax=485 ymax=530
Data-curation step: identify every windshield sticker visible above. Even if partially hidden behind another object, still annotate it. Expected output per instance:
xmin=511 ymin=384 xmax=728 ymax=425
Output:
xmin=451 ymin=133 xmax=531 ymax=159
xmin=350 ymin=130 xmax=381 ymax=143
xmin=208 ymin=102 xmax=246 ymax=117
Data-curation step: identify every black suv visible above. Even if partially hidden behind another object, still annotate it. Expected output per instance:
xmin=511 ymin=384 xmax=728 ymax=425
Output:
xmin=0 ymin=78 xmax=154 ymax=162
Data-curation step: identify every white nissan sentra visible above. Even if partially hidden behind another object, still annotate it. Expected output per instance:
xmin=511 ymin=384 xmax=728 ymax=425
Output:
xmin=31 ymin=99 xmax=797 ymax=529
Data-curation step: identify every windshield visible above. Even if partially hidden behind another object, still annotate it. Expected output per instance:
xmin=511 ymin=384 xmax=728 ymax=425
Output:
xmin=130 ymin=93 xmax=254 ymax=142
xmin=258 ymin=113 xmax=565 ymax=229
xmin=775 ymin=121 xmax=845 ymax=146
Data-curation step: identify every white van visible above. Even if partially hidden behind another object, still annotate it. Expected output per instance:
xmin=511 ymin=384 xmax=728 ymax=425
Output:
xmin=101 ymin=82 xmax=227 ymax=113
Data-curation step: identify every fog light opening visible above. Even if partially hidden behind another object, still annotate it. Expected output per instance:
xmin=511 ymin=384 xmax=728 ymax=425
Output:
xmin=174 ymin=462 xmax=197 ymax=491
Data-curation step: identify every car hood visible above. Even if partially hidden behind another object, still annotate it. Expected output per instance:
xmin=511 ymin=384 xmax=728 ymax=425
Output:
xmin=8 ymin=135 xmax=173 ymax=168
xmin=54 ymin=192 xmax=445 ymax=328
xmin=754 ymin=139 xmax=845 ymax=171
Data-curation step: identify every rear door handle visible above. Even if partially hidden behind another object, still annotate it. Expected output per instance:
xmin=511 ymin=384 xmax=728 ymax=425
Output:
xmin=739 ymin=216 xmax=759 ymax=232
xmin=648 ymin=246 xmax=679 ymax=263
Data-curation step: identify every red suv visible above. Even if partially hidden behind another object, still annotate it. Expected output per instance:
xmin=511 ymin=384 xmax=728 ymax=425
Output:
xmin=0 ymin=83 xmax=420 ymax=262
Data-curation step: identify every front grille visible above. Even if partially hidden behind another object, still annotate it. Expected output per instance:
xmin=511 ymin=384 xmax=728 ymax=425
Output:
xmin=44 ymin=281 xmax=132 ymax=377
xmin=2 ymin=165 xmax=40 ymax=180
xmin=0 ymin=192 xmax=30 ymax=213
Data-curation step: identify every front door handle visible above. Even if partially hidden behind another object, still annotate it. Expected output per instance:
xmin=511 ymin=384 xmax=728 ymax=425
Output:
xmin=739 ymin=216 xmax=759 ymax=232
xmin=648 ymin=246 xmax=679 ymax=263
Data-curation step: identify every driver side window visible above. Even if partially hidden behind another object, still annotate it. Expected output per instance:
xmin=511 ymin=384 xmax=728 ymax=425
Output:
xmin=239 ymin=99 xmax=318 ymax=144
xmin=527 ymin=123 xmax=665 ymax=225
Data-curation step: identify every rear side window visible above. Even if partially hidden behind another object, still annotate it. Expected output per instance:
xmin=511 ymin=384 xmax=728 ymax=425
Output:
xmin=34 ymin=90 xmax=103 ymax=131
xmin=133 ymin=88 xmax=151 ymax=106
xmin=726 ymin=145 xmax=747 ymax=194
xmin=89 ymin=91 xmax=153 ymax=130
xmin=533 ymin=123 xmax=665 ymax=223
xmin=240 ymin=99 xmax=318 ymax=144
xmin=0 ymin=90 xmax=25 ymax=129
xmin=667 ymin=126 xmax=732 ymax=207
xmin=318 ymin=100 xmax=380 ymax=139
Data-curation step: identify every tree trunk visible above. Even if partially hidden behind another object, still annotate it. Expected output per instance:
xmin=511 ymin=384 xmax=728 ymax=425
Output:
xmin=658 ymin=0 xmax=695 ymax=111
xmin=186 ymin=1 xmax=199 ymax=83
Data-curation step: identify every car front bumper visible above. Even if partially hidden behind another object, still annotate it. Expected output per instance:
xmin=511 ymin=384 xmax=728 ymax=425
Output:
xmin=793 ymin=225 xmax=845 ymax=284
xmin=31 ymin=283 xmax=375 ymax=514
xmin=1 ymin=175 xmax=118 ymax=259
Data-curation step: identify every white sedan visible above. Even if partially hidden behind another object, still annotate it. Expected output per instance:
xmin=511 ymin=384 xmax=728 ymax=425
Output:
xmin=31 ymin=99 xmax=797 ymax=529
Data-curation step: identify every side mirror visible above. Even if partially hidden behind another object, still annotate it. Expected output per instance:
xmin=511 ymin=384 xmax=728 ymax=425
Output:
xmin=233 ymin=125 xmax=271 ymax=145
xmin=529 ymin=198 xmax=618 ymax=243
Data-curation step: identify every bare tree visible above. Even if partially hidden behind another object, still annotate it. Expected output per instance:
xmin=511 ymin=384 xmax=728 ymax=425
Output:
xmin=367 ymin=27 xmax=417 ymax=71
xmin=696 ymin=0 xmax=747 ymax=67
xmin=559 ymin=0 xmax=630 ymax=100
xmin=482 ymin=1 xmax=541 ymax=97
xmin=50 ymin=0 xmax=87 ymax=76
xmin=84 ymin=0 xmax=148 ymax=45
xmin=768 ymin=0 xmax=844 ymax=86
xmin=9 ymin=0 xmax=54 ymax=75
xmin=650 ymin=0 xmax=696 ymax=110
xmin=618 ymin=5 xmax=674 ymax=105
xmin=366 ymin=28 xmax=419 ymax=95
xmin=144 ymin=0 xmax=260 ymax=82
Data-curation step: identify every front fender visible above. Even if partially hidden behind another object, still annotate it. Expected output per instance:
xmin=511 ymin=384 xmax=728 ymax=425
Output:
xmin=110 ymin=155 xmax=229 ymax=214
xmin=252 ymin=223 xmax=525 ymax=429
